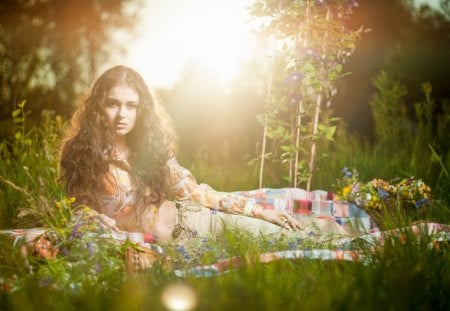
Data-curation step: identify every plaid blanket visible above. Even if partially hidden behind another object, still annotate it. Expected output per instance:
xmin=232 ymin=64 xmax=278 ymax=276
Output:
xmin=1 ymin=188 xmax=448 ymax=278
xmin=233 ymin=187 xmax=374 ymax=233
xmin=1 ymin=223 xmax=449 ymax=278
xmin=175 ymin=222 xmax=450 ymax=277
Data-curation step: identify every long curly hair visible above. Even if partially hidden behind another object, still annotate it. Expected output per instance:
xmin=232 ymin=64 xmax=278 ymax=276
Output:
xmin=59 ymin=65 xmax=176 ymax=213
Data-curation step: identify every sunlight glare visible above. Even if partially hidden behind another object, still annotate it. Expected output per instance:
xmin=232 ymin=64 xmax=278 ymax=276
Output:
xmin=161 ymin=282 xmax=198 ymax=311
xmin=121 ymin=0 xmax=254 ymax=89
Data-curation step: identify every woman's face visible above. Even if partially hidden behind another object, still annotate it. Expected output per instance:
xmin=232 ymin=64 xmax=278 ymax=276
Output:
xmin=103 ymin=83 xmax=140 ymax=137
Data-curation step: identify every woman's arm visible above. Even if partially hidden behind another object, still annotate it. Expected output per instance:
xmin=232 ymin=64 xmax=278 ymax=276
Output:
xmin=167 ymin=158 xmax=300 ymax=230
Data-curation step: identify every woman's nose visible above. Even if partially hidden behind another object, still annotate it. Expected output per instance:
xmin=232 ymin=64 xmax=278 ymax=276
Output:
xmin=118 ymin=104 xmax=126 ymax=117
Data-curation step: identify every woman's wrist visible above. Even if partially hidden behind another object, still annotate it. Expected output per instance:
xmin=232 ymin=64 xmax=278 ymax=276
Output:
xmin=243 ymin=199 xmax=264 ymax=218
xmin=251 ymin=205 xmax=264 ymax=218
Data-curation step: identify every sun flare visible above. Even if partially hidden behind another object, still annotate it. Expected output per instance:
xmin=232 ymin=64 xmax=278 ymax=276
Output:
xmin=116 ymin=0 xmax=254 ymax=89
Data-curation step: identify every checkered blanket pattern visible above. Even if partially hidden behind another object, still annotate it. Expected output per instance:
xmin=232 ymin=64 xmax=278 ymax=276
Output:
xmin=233 ymin=187 xmax=375 ymax=233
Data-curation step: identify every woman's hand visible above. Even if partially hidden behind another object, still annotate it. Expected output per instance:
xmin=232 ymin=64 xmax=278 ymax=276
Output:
xmin=96 ymin=213 xmax=121 ymax=232
xmin=258 ymin=209 xmax=302 ymax=231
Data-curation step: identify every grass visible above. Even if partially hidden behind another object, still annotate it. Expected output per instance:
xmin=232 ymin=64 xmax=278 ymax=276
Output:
xmin=1 ymin=82 xmax=449 ymax=310
xmin=1 ymin=228 xmax=449 ymax=310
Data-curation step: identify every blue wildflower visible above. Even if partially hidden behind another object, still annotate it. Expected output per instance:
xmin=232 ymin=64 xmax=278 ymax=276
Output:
xmin=415 ymin=198 xmax=429 ymax=208
xmin=176 ymin=245 xmax=191 ymax=260
xmin=87 ymin=242 xmax=98 ymax=256
xmin=377 ymin=189 xmax=389 ymax=199
xmin=70 ymin=222 xmax=83 ymax=239
xmin=341 ymin=167 xmax=352 ymax=178
xmin=288 ymin=241 xmax=296 ymax=250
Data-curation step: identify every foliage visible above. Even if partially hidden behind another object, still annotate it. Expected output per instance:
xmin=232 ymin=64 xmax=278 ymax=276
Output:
xmin=248 ymin=0 xmax=364 ymax=189
xmin=0 ymin=0 xmax=142 ymax=135
xmin=0 ymin=198 xmax=127 ymax=297
xmin=335 ymin=167 xmax=432 ymax=228
xmin=1 ymin=226 xmax=449 ymax=310
xmin=0 ymin=101 xmax=67 ymax=228
xmin=0 ymin=97 xmax=448 ymax=311
xmin=313 ymin=72 xmax=449 ymax=200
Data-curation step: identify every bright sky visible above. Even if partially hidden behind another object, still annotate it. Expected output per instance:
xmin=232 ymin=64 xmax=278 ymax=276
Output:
xmin=415 ymin=0 xmax=440 ymax=9
xmin=113 ymin=0 xmax=255 ymax=89
xmin=106 ymin=0 xmax=441 ymax=90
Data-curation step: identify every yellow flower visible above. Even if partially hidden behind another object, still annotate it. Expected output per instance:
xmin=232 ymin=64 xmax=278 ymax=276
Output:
xmin=342 ymin=186 xmax=352 ymax=198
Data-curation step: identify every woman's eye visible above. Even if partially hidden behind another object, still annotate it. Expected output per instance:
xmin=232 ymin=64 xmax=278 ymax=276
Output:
xmin=105 ymin=99 xmax=120 ymax=108
xmin=127 ymin=103 xmax=139 ymax=110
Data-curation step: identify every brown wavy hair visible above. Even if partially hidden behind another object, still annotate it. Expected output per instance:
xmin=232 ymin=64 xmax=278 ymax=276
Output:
xmin=59 ymin=65 xmax=176 ymax=213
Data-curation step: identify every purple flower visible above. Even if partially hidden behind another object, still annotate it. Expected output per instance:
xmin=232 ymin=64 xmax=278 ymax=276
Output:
xmin=177 ymin=245 xmax=191 ymax=260
xmin=70 ymin=222 xmax=83 ymax=239
xmin=415 ymin=198 xmax=429 ymax=208
xmin=351 ymin=184 xmax=360 ymax=193
xmin=288 ymin=241 xmax=297 ymax=250
xmin=377 ymin=189 xmax=389 ymax=199
xmin=87 ymin=242 xmax=98 ymax=256
xmin=341 ymin=167 xmax=352 ymax=178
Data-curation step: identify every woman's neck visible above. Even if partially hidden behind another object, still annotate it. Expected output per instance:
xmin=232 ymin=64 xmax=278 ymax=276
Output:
xmin=115 ymin=136 xmax=130 ymax=160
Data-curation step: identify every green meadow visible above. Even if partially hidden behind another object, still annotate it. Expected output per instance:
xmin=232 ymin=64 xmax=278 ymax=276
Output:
xmin=0 ymin=75 xmax=449 ymax=310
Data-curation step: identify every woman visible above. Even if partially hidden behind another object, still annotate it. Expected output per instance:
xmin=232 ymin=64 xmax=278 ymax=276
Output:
xmin=60 ymin=65 xmax=347 ymax=245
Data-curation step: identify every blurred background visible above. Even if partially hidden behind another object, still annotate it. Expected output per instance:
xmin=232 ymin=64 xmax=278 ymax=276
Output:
xmin=0 ymin=0 xmax=449 ymax=190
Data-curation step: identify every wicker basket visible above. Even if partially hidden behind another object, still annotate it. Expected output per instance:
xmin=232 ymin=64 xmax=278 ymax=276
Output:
xmin=125 ymin=245 xmax=172 ymax=272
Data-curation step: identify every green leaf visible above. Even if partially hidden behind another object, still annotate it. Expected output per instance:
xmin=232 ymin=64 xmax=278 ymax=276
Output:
xmin=18 ymin=100 xmax=26 ymax=108
xmin=326 ymin=125 xmax=337 ymax=140
xmin=12 ymin=109 xmax=21 ymax=118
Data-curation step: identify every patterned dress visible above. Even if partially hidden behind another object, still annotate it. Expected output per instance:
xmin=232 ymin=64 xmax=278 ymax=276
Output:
xmin=96 ymin=156 xmax=348 ymax=242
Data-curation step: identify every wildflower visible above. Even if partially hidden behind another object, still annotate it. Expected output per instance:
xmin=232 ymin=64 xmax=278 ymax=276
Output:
xmin=177 ymin=245 xmax=191 ymax=260
xmin=415 ymin=198 xmax=429 ymax=208
xmin=70 ymin=222 xmax=83 ymax=239
xmin=342 ymin=185 xmax=352 ymax=198
xmin=288 ymin=242 xmax=297 ymax=250
xmin=87 ymin=242 xmax=98 ymax=256
xmin=377 ymin=189 xmax=389 ymax=199
xmin=341 ymin=167 xmax=352 ymax=178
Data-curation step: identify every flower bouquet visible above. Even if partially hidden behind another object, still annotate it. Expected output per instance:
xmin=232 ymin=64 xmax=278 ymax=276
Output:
xmin=336 ymin=168 xmax=432 ymax=229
